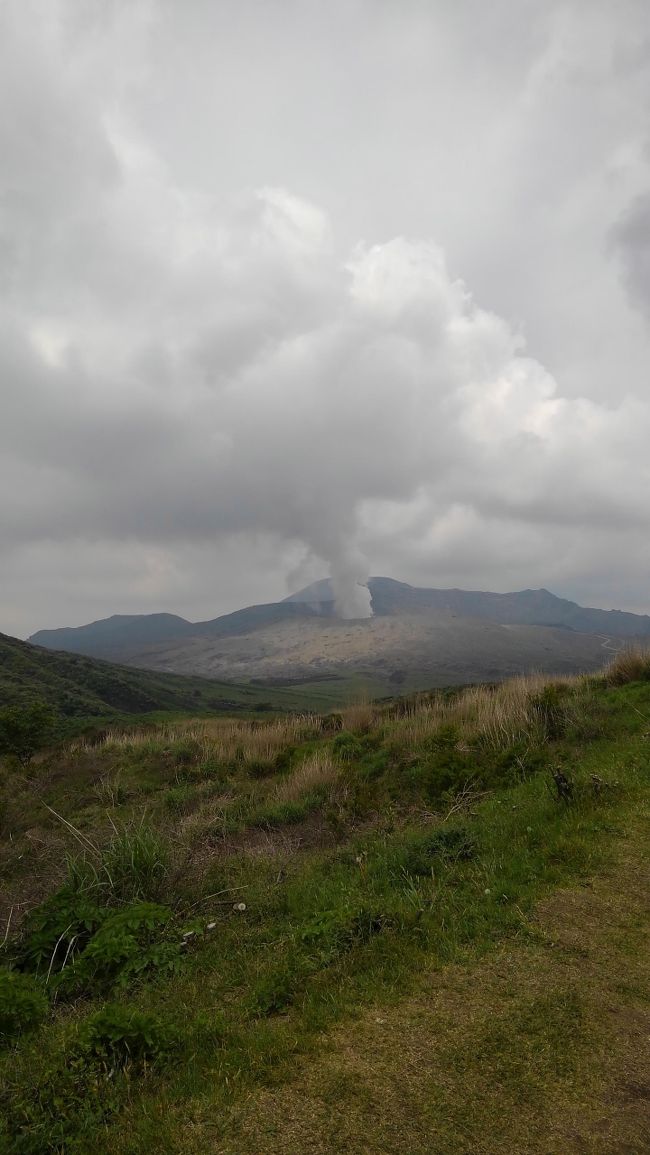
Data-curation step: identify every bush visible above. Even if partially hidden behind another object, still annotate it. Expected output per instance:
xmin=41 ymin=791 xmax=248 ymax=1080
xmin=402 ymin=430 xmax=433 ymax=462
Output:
xmin=172 ymin=738 xmax=202 ymax=767
xmin=164 ymin=784 xmax=195 ymax=812
xmin=15 ymin=890 xmax=105 ymax=975
xmin=59 ymin=823 xmax=170 ymax=906
xmin=0 ymin=969 xmax=47 ymax=1043
xmin=15 ymin=824 xmax=170 ymax=978
xmin=54 ymin=902 xmax=182 ymax=996
xmin=0 ymin=701 xmax=58 ymax=766
xmin=299 ymin=904 xmax=395 ymax=962
xmin=251 ymin=970 xmax=297 ymax=1017
xmin=0 ymin=1054 xmax=117 ymax=1153
xmin=251 ymin=798 xmax=313 ymax=828
xmin=78 ymin=1004 xmax=178 ymax=1068
xmin=531 ymin=684 xmax=569 ymax=739
xmin=332 ymin=732 xmax=364 ymax=761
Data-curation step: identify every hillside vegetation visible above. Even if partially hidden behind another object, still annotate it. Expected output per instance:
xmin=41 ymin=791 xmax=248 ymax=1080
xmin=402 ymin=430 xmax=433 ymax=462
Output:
xmin=2 ymin=648 xmax=650 ymax=1152
xmin=0 ymin=632 xmax=354 ymax=719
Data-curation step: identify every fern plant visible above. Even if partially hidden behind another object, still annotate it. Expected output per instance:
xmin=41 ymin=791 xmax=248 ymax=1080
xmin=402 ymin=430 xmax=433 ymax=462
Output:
xmin=54 ymin=902 xmax=182 ymax=995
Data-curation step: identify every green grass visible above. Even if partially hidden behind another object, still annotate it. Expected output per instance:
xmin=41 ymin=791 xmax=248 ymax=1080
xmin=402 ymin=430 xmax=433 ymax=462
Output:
xmin=2 ymin=668 xmax=650 ymax=1151
xmin=0 ymin=631 xmax=371 ymax=723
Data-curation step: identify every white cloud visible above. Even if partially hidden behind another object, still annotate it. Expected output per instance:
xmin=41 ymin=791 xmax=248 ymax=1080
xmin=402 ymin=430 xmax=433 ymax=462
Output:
xmin=2 ymin=0 xmax=650 ymax=634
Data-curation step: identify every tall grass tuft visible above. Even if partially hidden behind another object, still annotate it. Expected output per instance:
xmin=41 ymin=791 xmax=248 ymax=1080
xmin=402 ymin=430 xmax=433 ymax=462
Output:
xmin=391 ymin=672 xmax=583 ymax=753
xmin=604 ymin=646 xmax=650 ymax=686
xmin=66 ymin=821 xmax=170 ymax=904
xmin=101 ymin=823 xmax=169 ymax=902
xmin=272 ymin=751 xmax=339 ymax=805
xmin=340 ymin=700 xmax=379 ymax=734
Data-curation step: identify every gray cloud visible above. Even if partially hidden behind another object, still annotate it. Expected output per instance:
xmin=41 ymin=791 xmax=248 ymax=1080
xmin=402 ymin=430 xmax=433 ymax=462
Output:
xmin=2 ymin=0 xmax=650 ymax=635
xmin=611 ymin=192 xmax=650 ymax=316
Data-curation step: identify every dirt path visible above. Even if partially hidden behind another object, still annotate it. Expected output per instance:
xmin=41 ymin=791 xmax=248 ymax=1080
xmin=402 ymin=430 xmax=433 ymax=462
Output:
xmin=197 ymin=806 xmax=650 ymax=1155
xmin=597 ymin=635 xmax=624 ymax=655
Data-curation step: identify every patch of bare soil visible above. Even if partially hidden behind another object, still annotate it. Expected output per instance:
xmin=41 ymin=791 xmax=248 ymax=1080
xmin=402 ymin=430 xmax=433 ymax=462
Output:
xmin=192 ymin=809 xmax=650 ymax=1155
xmin=213 ymin=811 xmax=340 ymax=860
xmin=176 ymin=811 xmax=345 ymax=898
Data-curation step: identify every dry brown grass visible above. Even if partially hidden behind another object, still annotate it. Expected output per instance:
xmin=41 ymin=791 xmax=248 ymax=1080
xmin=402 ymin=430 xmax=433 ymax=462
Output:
xmin=272 ymin=751 xmax=339 ymax=805
xmin=72 ymin=715 xmax=321 ymax=770
xmin=605 ymin=645 xmax=650 ymax=686
xmin=394 ymin=671 xmax=582 ymax=752
xmin=339 ymin=700 xmax=379 ymax=734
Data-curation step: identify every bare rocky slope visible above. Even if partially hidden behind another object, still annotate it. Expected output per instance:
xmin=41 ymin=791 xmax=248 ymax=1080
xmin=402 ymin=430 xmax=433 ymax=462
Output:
xmin=27 ymin=578 xmax=648 ymax=691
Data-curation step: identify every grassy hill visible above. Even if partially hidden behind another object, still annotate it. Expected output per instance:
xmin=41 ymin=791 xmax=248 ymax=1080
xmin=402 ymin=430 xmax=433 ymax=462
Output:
xmin=2 ymin=648 xmax=650 ymax=1151
xmin=0 ymin=631 xmax=357 ymax=719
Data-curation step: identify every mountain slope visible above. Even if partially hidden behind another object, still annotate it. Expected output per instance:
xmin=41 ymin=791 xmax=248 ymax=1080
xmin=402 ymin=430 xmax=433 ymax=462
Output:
xmin=25 ymin=579 xmax=649 ymax=694
xmin=30 ymin=579 xmax=650 ymax=670
xmin=29 ymin=613 xmax=196 ymax=661
xmin=289 ymin=577 xmax=650 ymax=636
xmin=114 ymin=611 xmax=610 ymax=689
xmin=0 ymin=632 xmax=326 ymax=716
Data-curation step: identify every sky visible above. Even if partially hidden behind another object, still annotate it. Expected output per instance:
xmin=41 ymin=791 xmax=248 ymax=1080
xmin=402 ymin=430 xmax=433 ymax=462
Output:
xmin=2 ymin=0 xmax=650 ymax=636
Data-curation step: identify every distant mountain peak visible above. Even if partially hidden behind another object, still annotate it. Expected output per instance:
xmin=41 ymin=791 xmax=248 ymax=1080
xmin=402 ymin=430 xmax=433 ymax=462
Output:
xmin=26 ymin=578 xmax=650 ymax=676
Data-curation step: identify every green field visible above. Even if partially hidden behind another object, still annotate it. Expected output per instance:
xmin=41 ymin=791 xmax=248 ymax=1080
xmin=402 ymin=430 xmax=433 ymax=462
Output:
xmin=2 ymin=650 xmax=650 ymax=1152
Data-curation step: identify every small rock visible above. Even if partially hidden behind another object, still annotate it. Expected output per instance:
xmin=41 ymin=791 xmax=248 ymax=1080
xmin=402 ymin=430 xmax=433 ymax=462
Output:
xmin=182 ymin=930 xmax=196 ymax=939
xmin=206 ymin=921 xmax=217 ymax=931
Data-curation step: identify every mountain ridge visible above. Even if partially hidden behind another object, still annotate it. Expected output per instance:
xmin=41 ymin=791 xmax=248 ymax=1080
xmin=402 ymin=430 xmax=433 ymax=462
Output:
xmin=29 ymin=577 xmax=650 ymax=665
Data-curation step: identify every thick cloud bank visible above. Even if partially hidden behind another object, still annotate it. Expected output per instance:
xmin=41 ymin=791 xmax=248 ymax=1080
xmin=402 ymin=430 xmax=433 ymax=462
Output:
xmin=2 ymin=1 xmax=650 ymax=633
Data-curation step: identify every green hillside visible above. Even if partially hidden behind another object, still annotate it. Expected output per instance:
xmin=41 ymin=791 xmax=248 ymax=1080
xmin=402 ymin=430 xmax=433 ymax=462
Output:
xmin=0 ymin=632 xmax=347 ymax=719
xmin=2 ymin=649 xmax=650 ymax=1152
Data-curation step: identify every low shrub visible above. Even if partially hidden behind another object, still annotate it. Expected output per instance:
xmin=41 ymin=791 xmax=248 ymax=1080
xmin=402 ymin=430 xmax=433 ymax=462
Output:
xmin=273 ymin=744 xmax=297 ymax=773
xmin=0 ymin=970 xmax=47 ymax=1043
xmin=1 ymin=1053 xmax=119 ymax=1153
xmin=332 ymin=731 xmax=364 ymax=761
xmin=247 ymin=757 xmax=281 ymax=778
xmin=54 ymin=903 xmax=182 ymax=995
xmin=250 ymin=970 xmax=298 ymax=1017
xmin=251 ymin=798 xmax=313 ymax=828
xmin=78 ymin=1004 xmax=178 ymax=1068
xmin=56 ymin=823 xmax=170 ymax=906
xmin=531 ymin=683 xmax=570 ymax=740
xmin=172 ymin=737 xmax=202 ymax=767
xmin=400 ymin=826 xmax=477 ymax=875
xmin=164 ymin=784 xmax=196 ymax=812
xmin=15 ymin=890 xmax=105 ymax=975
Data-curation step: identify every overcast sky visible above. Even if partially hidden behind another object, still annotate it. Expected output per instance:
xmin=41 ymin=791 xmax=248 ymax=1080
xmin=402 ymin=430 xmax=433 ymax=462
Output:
xmin=2 ymin=0 xmax=650 ymax=635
